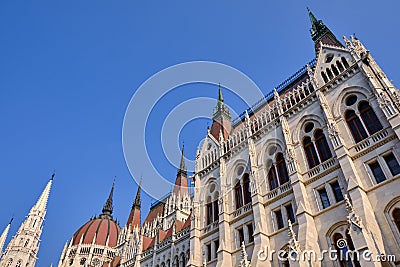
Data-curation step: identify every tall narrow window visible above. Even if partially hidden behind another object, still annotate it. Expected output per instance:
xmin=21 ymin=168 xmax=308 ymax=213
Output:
xmin=243 ymin=174 xmax=252 ymax=205
xmin=214 ymin=240 xmax=219 ymax=258
xmin=321 ymin=72 xmax=329 ymax=83
xmin=213 ymin=200 xmax=219 ymax=222
xmin=345 ymin=109 xmax=368 ymax=142
xmin=326 ymin=68 xmax=334 ymax=79
xmin=276 ymin=153 xmax=289 ymax=184
xmin=314 ymin=129 xmax=332 ymax=162
xmin=337 ymin=60 xmax=344 ymax=72
xmin=247 ymin=223 xmax=254 ymax=243
xmin=237 ymin=228 xmax=245 ymax=245
xmin=393 ymin=208 xmax=400 ymax=233
xmin=383 ymin=153 xmax=400 ymax=176
xmin=234 ymin=181 xmax=243 ymax=209
xmin=206 ymin=203 xmax=212 ymax=225
xmin=267 ymin=165 xmax=279 ymax=190
xmin=206 ymin=243 xmax=212 ymax=262
xmin=303 ymin=136 xmax=320 ymax=168
xmin=359 ymin=101 xmax=383 ymax=135
xmin=318 ymin=188 xmax=331 ymax=209
xmin=341 ymin=57 xmax=350 ymax=68
xmin=274 ymin=209 xmax=284 ymax=230
xmin=369 ymin=161 xmax=386 ymax=183
xmin=331 ymin=181 xmax=344 ymax=202
xmin=285 ymin=204 xmax=295 ymax=223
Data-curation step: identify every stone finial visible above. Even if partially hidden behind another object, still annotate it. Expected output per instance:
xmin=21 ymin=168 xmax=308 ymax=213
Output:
xmin=240 ymin=241 xmax=251 ymax=267
xmin=344 ymin=194 xmax=362 ymax=230
xmin=288 ymin=219 xmax=301 ymax=253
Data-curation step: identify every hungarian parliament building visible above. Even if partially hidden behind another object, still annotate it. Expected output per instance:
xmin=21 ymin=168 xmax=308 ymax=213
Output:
xmin=1 ymin=9 xmax=400 ymax=267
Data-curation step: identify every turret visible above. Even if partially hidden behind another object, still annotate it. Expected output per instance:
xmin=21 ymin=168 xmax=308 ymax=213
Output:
xmin=173 ymin=146 xmax=189 ymax=196
xmin=210 ymin=85 xmax=232 ymax=140
xmin=101 ymin=180 xmax=114 ymax=219
xmin=126 ymin=181 xmax=142 ymax=230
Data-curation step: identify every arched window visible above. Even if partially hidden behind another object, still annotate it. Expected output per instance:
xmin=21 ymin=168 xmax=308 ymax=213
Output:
xmin=337 ymin=60 xmax=344 ymax=72
xmin=16 ymin=260 xmax=22 ymax=267
xmin=181 ymin=253 xmax=186 ymax=267
xmin=6 ymin=259 xmax=13 ymax=267
xmin=314 ymin=129 xmax=332 ymax=162
xmin=321 ymin=72 xmax=329 ymax=83
xmin=326 ymin=68 xmax=334 ymax=79
xmin=234 ymin=181 xmax=243 ymax=209
xmin=213 ymin=198 xmax=219 ymax=222
xmin=303 ymin=136 xmax=320 ymax=168
xmin=243 ymin=174 xmax=252 ymax=205
xmin=24 ymin=239 xmax=29 ymax=248
xmin=358 ymin=101 xmax=383 ymax=135
xmin=276 ymin=153 xmax=289 ymax=184
xmin=345 ymin=109 xmax=368 ymax=142
xmin=174 ymin=256 xmax=179 ymax=267
xmin=267 ymin=164 xmax=279 ymax=190
xmin=393 ymin=208 xmax=400 ymax=233
xmin=341 ymin=57 xmax=350 ymax=68
xmin=332 ymin=65 xmax=339 ymax=76
xmin=332 ymin=231 xmax=361 ymax=267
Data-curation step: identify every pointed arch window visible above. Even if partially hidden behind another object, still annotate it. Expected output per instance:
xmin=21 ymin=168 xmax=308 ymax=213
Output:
xmin=267 ymin=165 xmax=279 ymax=190
xmin=341 ymin=57 xmax=350 ymax=68
xmin=393 ymin=208 xmax=400 ymax=233
xmin=243 ymin=174 xmax=252 ymax=205
xmin=314 ymin=129 xmax=332 ymax=162
xmin=234 ymin=181 xmax=243 ymax=209
xmin=276 ymin=153 xmax=289 ymax=184
xmin=303 ymin=136 xmax=320 ymax=168
xmin=359 ymin=101 xmax=383 ymax=135
xmin=344 ymin=96 xmax=384 ymax=143
xmin=16 ymin=260 xmax=22 ymax=267
xmin=345 ymin=109 xmax=368 ymax=142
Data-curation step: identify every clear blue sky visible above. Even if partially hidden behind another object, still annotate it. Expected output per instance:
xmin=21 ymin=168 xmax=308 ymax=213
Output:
xmin=0 ymin=1 xmax=398 ymax=265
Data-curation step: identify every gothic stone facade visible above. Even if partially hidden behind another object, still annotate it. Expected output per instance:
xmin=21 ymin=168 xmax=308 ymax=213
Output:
xmin=60 ymin=11 xmax=400 ymax=267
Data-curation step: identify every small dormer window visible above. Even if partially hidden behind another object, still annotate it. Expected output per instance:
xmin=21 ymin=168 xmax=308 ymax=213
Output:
xmin=325 ymin=54 xmax=334 ymax=63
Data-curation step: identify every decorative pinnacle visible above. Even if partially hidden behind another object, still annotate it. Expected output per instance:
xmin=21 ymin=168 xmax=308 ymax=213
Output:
xmin=51 ymin=172 xmax=55 ymax=180
xmin=102 ymin=178 xmax=115 ymax=216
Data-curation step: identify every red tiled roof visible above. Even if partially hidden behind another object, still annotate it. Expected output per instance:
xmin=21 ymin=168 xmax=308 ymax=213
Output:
xmin=142 ymin=235 xmax=155 ymax=251
xmin=72 ymin=217 xmax=121 ymax=247
xmin=143 ymin=202 xmax=164 ymax=225
xmin=182 ymin=214 xmax=191 ymax=230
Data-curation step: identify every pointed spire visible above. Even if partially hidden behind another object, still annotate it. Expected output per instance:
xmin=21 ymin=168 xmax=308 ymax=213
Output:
xmin=174 ymin=145 xmax=189 ymax=196
xmin=33 ymin=175 xmax=53 ymax=213
xmin=133 ymin=179 xmax=142 ymax=209
xmin=211 ymin=84 xmax=232 ymax=140
xmin=0 ymin=218 xmax=12 ymax=254
xmin=126 ymin=180 xmax=142 ymax=229
xmin=102 ymin=178 xmax=115 ymax=217
xmin=218 ymin=83 xmax=224 ymax=102
xmin=307 ymin=7 xmax=319 ymax=30
xmin=177 ymin=144 xmax=187 ymax=177
xmin=306 ymin=8 xmax=343 ymax=53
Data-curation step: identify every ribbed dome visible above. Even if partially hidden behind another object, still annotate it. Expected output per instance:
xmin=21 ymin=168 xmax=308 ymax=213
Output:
xmin=72 ymin=216 xmax=121 ymax=247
